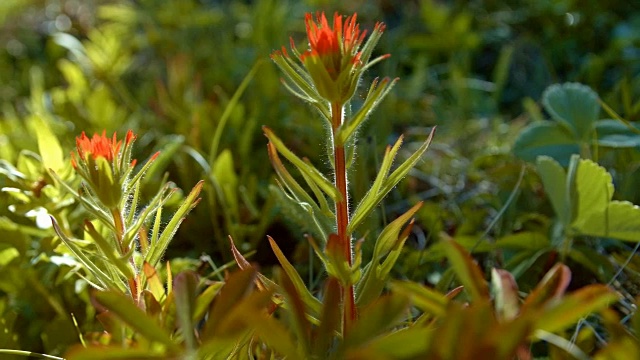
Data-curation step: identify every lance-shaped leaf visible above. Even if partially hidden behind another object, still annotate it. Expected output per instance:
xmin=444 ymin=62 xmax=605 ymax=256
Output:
xmin=94 ymin=290 xmax=180 ymax=352
xmin=145 ymin=180 xmax=203 ymax=268
xmin=51 ymin=216 xmax=117 ymax=291
xmin=335 ymin=77 xmax=398 ymax=146
xmin=264 ymin=127 xmax=341 ymax=202
xmin=443 ymin=239 xmax=490 ymax=302
xmin=268 ymin=236 xmax=321 ymax=316
xmin=491 ymin=269 xmax=520 ymax=322
xmin=349 ymin=128 xmax=435 ymax=234
xmin=84 ymin=220 xmax=133 ymax=279
xmin=277 ymin=267 xmax=312 ymax=357
xmin=357 ymin=202 xmax=422 ymax=307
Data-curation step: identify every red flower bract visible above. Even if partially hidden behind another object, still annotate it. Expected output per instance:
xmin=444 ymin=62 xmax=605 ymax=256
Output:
xmin=72 ymin=130 xmax=135 ymax=168
xmin=300 ymin=12 xmax=366 ymax=79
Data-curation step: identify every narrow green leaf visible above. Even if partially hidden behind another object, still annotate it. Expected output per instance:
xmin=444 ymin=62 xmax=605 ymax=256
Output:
xmin=192 ymin=282 xmax=223 ymax=323
xmin=264 ymin=127 xmax=341 ymax=202
xmin=146 ymin=180 xmax=203 ymax=267
xmin=94 ymin=291 xmax=179 ymax=351
xmin=268 ymin=236 xmax=321 ymax=316
xmin=390 ymin=281 xmax=449 ymax=317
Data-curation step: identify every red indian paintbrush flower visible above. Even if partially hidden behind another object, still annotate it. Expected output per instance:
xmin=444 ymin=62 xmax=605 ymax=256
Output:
xmin=71 ymin=130 xmax=137 ymax=208
xmin=271 ymin=12 xmax=388 ymax=104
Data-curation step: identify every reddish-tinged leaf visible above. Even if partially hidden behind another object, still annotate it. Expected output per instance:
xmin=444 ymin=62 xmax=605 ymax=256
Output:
xmin=492 ymin=269 xmax=520 ymax=321
xmin=533 ymin=284 xmax=620 ymax=334
xmin=443 ymin=239 xmax=490 ymax=301
xmin=314 ymin=278 xmax=341 ymax=357
xmin=173 ymin=271 xmax=199 ymax=351
xmin=143 ymin=262 xmax=165 ymax=303
xmin=521 ymin=263 xmax=571 ymax=313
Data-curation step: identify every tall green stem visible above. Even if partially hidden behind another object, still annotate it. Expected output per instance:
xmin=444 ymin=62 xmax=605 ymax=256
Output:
xmin=331 ymin=101 xmax=357 ymax=333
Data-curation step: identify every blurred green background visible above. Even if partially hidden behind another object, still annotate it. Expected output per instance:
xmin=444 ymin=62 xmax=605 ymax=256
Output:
xmin=0 ymin=0 xmax=639 ymax=356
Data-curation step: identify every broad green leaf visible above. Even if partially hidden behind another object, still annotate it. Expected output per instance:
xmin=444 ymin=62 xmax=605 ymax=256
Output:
xmin=542 ymin=82 xmax=600 ymax=140
xmin=212 ymin=149 xmax=239 ymax=218
xmin=146 ymin=180 xmax=203 ymax=268
xmin=577 ymin=201 xmax=640 ymax=241
xmin=572 ymin=158 xmax=613 ymax=229
xmin=595 ymin=119 xmax=640 ymax=148
xmin=94 ymin=291 xmax=179 ymax=351
xmin=268 ymin=236 xmax=322 ymax=316
xmin=0 ymin=247 xmax=19 ymax=266
xmin=173 ymin=271 xmax=199 ymax=351
xmin=264 ymin=127 xmax=341 ymax=202
xmin=494 ymin=232 xmax=550 ymax=250
xmin=536 ymin=156 xmax=570 ymax=225
xmin=533 ymin=284 xmax=619 ymax=334
xmin=30 ymin=115 xmax=64 ymax=172
xmin=443 ymin=239 xmax=490 ymax=302
xmin=513 ymin=121 xmax=580 ymax=165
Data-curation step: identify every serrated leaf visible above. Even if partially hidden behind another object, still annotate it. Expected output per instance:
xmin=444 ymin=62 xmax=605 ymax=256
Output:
xmin=94 ymin=291 xmax=179 ymax=351
xmin=595 ymin=119 xmax=640 ymax=148
xmin=572 ymin=158 xmax=614 ymax=229
xmin=536 ymin=156 xmax=570 ymax=225
xmin=513 ymin=121 xmax=580 ymax=165
xmin=577 ymin=201 xmax=640 ymax=241
xmin=542 ymin=82 xmax=600 ymax=140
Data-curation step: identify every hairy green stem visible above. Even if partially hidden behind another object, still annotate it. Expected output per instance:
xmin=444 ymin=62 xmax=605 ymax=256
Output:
xmin=331 ymin=101 xmax=357 ymax=333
